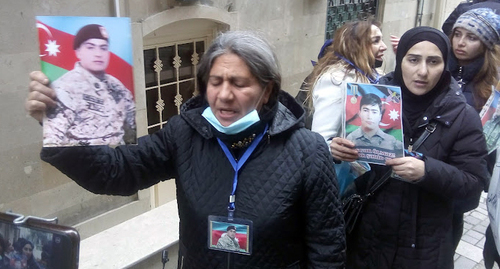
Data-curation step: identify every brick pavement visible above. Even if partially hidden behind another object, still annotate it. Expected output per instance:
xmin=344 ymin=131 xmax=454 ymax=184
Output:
xmin=455 ymin=192 xmax=498 ymax=269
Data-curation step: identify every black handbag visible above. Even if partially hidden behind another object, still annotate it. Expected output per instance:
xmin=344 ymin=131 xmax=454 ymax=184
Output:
xmin=342 ymin=169 xmax=391 ymax=235
xmin=341 ymin=122 xmax=437 ymax=235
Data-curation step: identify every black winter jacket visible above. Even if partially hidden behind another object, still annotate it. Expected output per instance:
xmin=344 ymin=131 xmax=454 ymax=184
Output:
xmin=449 ymin=55 xmax=497 ymax=176
xmin=41 ymin=91 xmax=346 ymax=269
xmin=346 ymin=73 xmax=489 ymax=269
xmin=449 ymin=55 xmax=484 ymax=112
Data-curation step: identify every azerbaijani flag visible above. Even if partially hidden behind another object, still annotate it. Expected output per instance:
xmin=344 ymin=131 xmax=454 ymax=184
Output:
xmin=36 ymin=16 xmax=134 ymax=95
xmin=345 ymin=82 xmax=403 ymax=141
xmin=210 ymin=222 xmax=249 ymax=251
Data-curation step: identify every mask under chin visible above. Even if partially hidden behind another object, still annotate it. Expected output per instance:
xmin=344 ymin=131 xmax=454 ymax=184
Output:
xmin=202 ymin=107 xmax=261 ymax=135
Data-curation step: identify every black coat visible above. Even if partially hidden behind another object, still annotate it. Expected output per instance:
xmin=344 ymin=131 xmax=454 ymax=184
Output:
xmin=448 ymin=55 xmax=485 ymax=112
xmin=40 ymin=91 xmax=346 ymax=269
xmin=345 ymin=73 xmax=489 ymax=269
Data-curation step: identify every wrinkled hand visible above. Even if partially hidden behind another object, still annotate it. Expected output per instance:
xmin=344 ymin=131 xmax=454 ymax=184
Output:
xmin=386 ymin=157 xmax=425 ymax=182
xmin=25 ymin=71 xmax=57 ymax=123
xmin=330 ymin=137 xmax=358 ymax=162
xmin=390 ymin=35 xmax=400 ymax=54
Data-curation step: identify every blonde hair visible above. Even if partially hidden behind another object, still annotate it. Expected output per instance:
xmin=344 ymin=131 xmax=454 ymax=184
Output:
xmin=473 ymin=44 xmax=500 ymax=110
xmin=305 ymin=19 xmax=380 ymax=109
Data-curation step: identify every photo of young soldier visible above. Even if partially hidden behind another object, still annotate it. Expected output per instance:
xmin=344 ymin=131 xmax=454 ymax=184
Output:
xmin=344 ymin=82 xmax=404 ymax=164
xmin=36 ymin=16 xmax=136 ymax=147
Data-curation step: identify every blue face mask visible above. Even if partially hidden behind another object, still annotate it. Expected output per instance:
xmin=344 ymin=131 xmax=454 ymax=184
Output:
xmin=202 ymin=107 xmax=260 ymax=135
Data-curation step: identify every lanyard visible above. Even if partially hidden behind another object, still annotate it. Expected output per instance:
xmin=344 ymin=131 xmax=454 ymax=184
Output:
xmin=335 ymin=53 xmax=380 ymax=84
xmin=217 ymin=125 xmax=268 ymax=220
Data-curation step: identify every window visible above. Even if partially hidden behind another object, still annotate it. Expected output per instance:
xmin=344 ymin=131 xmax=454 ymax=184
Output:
xmin=326 ymin=0 xmax=379 ymax=40
xmin=143 ymin=40 xmax=206 ymax=134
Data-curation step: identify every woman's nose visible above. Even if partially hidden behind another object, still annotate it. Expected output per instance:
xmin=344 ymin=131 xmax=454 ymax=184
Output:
xmin=218 ymin=82 xmax=234 ymax=100
xmin=417 ymin=63 xmax=429 ymax=77
xmin=380 ymin=41 xmax=388 ymax=51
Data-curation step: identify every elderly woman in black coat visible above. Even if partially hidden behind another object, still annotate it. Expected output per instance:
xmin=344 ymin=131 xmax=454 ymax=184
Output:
xmin=25 ymin=31 xmax=346 ymax=269
xmin=331 ymin=26 xmax=489 ymax=268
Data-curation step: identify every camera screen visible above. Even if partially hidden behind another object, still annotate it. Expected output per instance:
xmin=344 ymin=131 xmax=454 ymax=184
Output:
xmin=0 ymin=217 xmax=78 ymax=269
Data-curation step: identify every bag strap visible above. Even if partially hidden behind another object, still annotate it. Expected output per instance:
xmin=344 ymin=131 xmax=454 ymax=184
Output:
xmin=366 ymin=169 xmax=392 ymax=196
xmin=409 ymin=122 xmax=437 ymax=152
xmin=366 ymin=121 xmax=438 ymax=196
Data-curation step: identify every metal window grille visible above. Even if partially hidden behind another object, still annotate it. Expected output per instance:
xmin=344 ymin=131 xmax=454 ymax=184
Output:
xmin=326 ymin=0 xmax=379 ymax=40
xmin=143 ymin=39 xmax=206 ymax=134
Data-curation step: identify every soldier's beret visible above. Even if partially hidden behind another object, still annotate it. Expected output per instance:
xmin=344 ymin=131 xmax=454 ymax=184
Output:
xmin=73 ymin=24 xmax=109 ymax=50
xmin=227 ymin=225 xmax=236 ymax=231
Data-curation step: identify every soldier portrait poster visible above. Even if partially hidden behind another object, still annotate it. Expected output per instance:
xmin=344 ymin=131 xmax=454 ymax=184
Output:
xmin=344 ymin=82 xmax=404 ymax=165
xmin=36 ymin=16 xmax=137 ymax=147
xmin=480 ymin=87 xmax=500 ymax=154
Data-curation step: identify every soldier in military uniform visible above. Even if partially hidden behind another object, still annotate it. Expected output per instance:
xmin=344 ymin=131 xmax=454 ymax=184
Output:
xmin=216 ymin=225 xmax=242 ymax=251
xmin=43 ymin=24 xmax=136 ymax=147
xmin=346 ymin=93 xmax=402 ymax=152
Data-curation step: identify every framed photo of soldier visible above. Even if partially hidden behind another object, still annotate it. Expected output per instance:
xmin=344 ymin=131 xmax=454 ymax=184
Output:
xmin=207 ymin=215 xmax=252 ymax=255
xmin=36 ymin=16 xmax=136 ymax=147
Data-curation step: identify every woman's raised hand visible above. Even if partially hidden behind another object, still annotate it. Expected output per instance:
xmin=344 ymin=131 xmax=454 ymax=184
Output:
xmin=25 ymin=71 xmax=57 ymax=122
xmin=390 ymin=35 xmax=400 ymax=54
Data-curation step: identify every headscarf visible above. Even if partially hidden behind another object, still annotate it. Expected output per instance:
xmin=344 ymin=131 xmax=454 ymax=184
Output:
xmin=13 ymin=238 xmax=33 ymax=253
xmin=394 ymin=26 xmax=452 ymax=127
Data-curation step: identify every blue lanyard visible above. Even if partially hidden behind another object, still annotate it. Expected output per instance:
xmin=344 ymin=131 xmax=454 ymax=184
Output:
xmin=335 ymin=53 xmax=380 ymax=84
xmin=217 ymin=125 xmax=268 ymax=220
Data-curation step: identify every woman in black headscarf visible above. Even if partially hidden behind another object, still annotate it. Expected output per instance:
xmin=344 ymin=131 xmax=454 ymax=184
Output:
xmin=331 ymin=26 xmax=489 ymax=268
xmin=11 ymin=238 xmax=40 ymax=269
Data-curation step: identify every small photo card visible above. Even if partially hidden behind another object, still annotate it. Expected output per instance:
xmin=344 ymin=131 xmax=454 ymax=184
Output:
xmin=208 ymin=215 xmax=253 ymax=255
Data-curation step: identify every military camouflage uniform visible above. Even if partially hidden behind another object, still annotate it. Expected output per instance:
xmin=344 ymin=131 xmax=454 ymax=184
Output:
xmin=216 ymin=233 xmax=241 ymax=251
xmin=43 ymin=62 xmax=136 ymax=146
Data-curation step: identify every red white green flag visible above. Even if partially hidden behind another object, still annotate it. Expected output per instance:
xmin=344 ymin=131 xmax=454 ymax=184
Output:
xmin=36 ymin=16 xmax=134 ymax=94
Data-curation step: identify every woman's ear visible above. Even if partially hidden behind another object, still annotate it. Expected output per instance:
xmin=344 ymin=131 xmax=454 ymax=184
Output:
xmin=262 ymin=82 xmax=274 ymax=104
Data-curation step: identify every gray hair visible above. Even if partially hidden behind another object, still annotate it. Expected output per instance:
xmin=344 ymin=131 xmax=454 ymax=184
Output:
xmin=197 ymin=31 xmax=281 ymax=107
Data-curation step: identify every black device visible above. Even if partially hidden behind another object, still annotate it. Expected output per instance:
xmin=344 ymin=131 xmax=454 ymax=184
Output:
xmin=0 ymin=211 xmax=80 ymax=269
